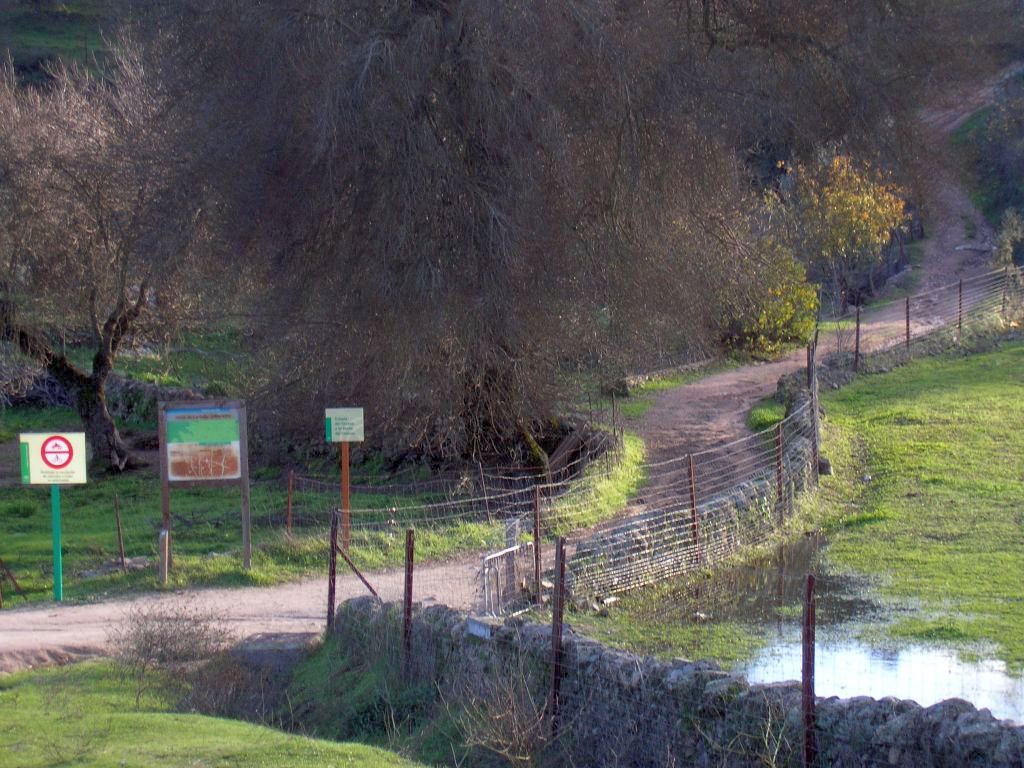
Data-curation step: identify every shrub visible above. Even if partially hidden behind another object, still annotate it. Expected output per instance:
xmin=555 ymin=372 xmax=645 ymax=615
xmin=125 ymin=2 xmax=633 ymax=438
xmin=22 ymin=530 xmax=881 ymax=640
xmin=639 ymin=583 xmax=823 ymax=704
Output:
xmin=724 ymin=249 xmax=818 ymax=356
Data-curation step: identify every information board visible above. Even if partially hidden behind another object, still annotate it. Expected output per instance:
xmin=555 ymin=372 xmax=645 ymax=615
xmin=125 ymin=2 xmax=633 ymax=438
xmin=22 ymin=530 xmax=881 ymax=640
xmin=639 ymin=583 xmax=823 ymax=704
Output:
xmin=164 ymin=405 xmax=243 ymax=482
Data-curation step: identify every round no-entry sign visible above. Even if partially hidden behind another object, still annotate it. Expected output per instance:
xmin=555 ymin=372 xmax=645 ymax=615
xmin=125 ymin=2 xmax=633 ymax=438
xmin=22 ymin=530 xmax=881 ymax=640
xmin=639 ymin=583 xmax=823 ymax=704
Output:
xmin=41 ymin=435 xmax=74 ymax=470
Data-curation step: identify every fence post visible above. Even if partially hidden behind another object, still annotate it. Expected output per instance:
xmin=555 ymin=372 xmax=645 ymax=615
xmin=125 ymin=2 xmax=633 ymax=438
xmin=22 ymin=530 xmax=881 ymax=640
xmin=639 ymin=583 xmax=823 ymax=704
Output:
xmin=114 ymin=493 xmax=127 ymax=574
xmin=326 ymin=510 xmax=338 ymax=631
xmin=533 ymin=485 xmax=543 ymax=607
xmin=403 ymin=528 xmax=414 ymax=680
xmin=802 ymin=574 xmax=818 ymax=768
xmin=286 ymin=470 xmax=295 ymax=535
xmin=905 ymin=296 xmax=911 ymax=353
xmin=958 ymin=278 xmax=964 ymax=334
xmin=775 ymin=423 xmax=785 ymax=525
xmin=341 ymin=442 xmax=351 ymax=552
xmin=1002 ymin=266 xmax=1009 ymax=315
xmin=688 ymin=454 xmax=701 ymax=564
xmin=158 ymin=529 xmax=169 ymax=586
xmin=478 ymin=461 xmax=492 ymax=523
xmin=549 ymin=536 xmax=567 ymax=740
xmin=854 ymin=305 xmax=861 ymax=373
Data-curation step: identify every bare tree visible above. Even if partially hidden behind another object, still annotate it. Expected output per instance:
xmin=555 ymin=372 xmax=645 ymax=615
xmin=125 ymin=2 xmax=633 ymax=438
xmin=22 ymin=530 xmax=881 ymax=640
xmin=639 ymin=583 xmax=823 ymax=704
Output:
xmin=123 ymin=0 xmax=1020 ymax=461
xmin=0 ymin=48 xmax=203 ymax=470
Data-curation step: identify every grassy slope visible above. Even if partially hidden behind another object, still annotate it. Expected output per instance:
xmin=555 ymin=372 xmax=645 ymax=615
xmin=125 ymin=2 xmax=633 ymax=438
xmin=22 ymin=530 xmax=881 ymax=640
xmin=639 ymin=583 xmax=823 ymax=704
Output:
xmin=0 ymin=662 xmax=423 ymax=768
xmin=819 ymin=342 xmax=1024 ymax=667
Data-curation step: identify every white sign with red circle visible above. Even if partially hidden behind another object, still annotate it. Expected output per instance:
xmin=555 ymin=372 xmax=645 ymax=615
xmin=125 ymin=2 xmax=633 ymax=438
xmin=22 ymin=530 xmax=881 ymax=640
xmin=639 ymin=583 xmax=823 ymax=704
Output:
xmin=41 ymin=436 xmax=74 ymax=469
xmin=20 ymin=433 xmax=87 ymax=485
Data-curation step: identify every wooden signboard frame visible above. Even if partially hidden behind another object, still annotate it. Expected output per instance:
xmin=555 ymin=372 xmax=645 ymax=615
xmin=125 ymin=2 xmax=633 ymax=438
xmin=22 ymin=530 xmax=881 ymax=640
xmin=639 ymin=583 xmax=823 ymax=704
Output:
xmin=158 ymin=400 xmax=252 ymax=572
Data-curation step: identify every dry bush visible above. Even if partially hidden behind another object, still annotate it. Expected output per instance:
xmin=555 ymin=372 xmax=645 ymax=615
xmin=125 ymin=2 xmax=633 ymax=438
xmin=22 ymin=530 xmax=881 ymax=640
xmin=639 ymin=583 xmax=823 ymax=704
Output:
xmin=107 ymin=599 xmax=234 ymax=707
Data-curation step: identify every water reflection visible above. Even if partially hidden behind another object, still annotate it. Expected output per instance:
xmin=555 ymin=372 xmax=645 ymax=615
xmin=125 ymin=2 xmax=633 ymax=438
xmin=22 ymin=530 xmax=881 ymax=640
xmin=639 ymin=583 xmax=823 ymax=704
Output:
xmin=741 ymin=641 xmax=1024 ymax=724
xmin=652 ymin=531 xmax=1024 ymax=723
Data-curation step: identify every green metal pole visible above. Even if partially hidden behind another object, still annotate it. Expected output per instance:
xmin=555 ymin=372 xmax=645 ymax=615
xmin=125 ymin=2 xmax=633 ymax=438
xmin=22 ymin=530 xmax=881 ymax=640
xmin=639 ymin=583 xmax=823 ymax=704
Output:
xmin=51 ymin=485 xmax=62 ymax=602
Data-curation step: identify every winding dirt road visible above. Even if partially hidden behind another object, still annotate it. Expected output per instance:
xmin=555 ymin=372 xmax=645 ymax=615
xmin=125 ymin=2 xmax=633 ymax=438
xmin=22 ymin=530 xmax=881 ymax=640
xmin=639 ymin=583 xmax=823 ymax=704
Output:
xmin=0 ymin=68 xmax=1012 ymax=675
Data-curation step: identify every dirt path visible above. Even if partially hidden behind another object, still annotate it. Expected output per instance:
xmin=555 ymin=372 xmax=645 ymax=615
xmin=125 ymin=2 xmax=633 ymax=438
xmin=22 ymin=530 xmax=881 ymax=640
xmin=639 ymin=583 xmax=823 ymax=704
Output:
xmin=0 ymin=69 xmax=1012 ymax=676
xmin=0 ymin=555 xmax=481 ymax=674
xmin=637 ymin=72 xmax=1009 ymax=469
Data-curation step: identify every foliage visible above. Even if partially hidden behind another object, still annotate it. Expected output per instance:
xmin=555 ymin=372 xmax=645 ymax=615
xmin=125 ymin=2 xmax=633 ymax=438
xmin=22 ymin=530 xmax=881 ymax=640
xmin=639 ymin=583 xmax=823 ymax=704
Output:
xmin=108 ymin=599 xmax=234 ymax=706
xmin=783 ymin=154 xmax=907 ymax=311
xmin=964 ymin=74 xmax=1024 ymax=225
xmin=0 ymin=662 xmax=424 ymax=767
xmin=996 ymin=208 xmax=1024 ymax=267
xmin=723 ymin=245 xmax=818 ymax=356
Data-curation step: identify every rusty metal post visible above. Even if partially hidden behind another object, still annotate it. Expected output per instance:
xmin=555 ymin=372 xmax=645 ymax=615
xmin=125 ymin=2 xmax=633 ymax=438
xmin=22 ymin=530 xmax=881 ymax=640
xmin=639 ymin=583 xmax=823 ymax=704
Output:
xmin=854 ymin=305 xmax=861 ymax=373
xmin=114 ymin=493 xmax=127 ymax=574
xmin=341 ymin=442 xmax=351 ymax=551
xmin=403 ymin=528 xmax=414 ymax=679
xmin=478 ymin=461 xmax=492 ymax=523
xmin=549 ymin=537 xmax=567 ymax=739
xmin=688 ymin=454 xmax=700 ymax=563
xmin=327 ymin=510 xmax=338 ymax=630
xmin=286 ymin=470 xmax=295 ymax=535
xmin=533 ymin=485 xmax=543 ymax=606
xmin=905 ymin=296 xmax=911 ymax=353
xmin=802 ymin=573 xmax=818 ymax=768
xmin=775 ymin=423 xmax=785 ymax=525
xmin=958 ymin=278 xmax=963 ymax=334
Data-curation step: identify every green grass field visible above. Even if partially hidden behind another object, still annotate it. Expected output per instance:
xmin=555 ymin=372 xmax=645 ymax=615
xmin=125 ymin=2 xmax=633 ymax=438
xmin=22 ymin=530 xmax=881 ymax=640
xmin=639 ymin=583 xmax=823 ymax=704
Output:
xmin=0 ymin=662 xmax=423 ymax=767
xmin=815 ymin=341 xmax=1024 ymax=667
xmin=1 ymin=2 xmax=111 ymax=83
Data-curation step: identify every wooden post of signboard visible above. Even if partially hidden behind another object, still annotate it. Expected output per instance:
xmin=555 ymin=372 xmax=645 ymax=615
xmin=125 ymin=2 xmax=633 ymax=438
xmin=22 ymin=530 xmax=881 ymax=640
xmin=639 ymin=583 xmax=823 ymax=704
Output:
xmin=157 ymin=405 xmax=173 ymax=569
xmin=238 ymin=404 xmax=252 ymax=569
xmin=326 ymin=409 xmax=363 ymax=551
xmin=341 ymin=441 xmax=351 ymax=552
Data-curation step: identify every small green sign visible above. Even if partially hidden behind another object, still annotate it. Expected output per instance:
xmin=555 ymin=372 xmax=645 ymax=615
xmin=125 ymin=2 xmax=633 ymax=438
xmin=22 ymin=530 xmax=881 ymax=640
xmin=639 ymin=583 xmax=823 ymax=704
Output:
xmin=166 ymin=416 xmax=240 ymax=445
xmin=325 ymin=408 xmax=364 ymax=442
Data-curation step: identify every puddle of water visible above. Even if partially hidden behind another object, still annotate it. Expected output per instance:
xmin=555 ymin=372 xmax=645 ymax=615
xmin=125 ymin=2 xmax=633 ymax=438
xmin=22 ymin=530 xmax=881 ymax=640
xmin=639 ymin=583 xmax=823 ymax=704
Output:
xmin=741 ymin=641 xmax=1024 ymax=725
xmin=651 ymin=532 xmax=1024 ymax=723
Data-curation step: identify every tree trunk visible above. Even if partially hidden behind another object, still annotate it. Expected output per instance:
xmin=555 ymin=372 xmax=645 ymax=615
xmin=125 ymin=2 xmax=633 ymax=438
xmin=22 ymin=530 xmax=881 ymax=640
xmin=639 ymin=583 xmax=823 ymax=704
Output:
xmin=46 ymin=355 xmax=138 ymax=472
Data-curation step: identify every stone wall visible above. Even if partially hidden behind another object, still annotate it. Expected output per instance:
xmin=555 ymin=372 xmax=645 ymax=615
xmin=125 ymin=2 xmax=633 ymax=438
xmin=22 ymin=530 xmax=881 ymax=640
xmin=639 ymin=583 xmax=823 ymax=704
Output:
xmin=335 ymin=598 xmax=1024 ymax=768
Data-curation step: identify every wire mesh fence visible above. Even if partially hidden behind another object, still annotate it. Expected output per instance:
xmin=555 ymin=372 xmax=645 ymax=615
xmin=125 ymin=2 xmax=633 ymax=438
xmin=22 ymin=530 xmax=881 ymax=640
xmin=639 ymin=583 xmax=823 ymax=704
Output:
xmin=316 ymin=265 xmax=1024 ymax=766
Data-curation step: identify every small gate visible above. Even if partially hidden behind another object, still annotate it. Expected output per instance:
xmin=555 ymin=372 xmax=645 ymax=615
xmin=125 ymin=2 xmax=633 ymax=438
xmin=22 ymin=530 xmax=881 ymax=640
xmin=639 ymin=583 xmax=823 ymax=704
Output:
xmin=480 ymin=541 xmax=535 ymax=616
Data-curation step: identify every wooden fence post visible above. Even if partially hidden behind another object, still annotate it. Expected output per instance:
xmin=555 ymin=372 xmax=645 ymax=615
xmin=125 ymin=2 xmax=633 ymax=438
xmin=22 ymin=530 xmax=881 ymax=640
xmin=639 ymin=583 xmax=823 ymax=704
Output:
xmin=854 ymin=305 xmax=861 ymax=373
xmin=775 ymin=423 xmax=785 ymax=525
xmin=286 ymin=470 xmax=295 ymax=535
xmin=158 ymin=530 xmax=169 ymax=586
xmin=533 ymin=485 xmax=543 ymax=607
xmin=114 ymin=493 xmax=127 ymax=574
xmin=549 ymin=537 xmax=567 ymax=740
xmin=326 ymin=511 xmax=338 ymax=630
xmin=905 ymin=296 xmax=911 ymax=353
xmin=403 ymin=528 xmax=414 ymax=679
xmin=802 ymin=574 xmax=818 ymax=768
